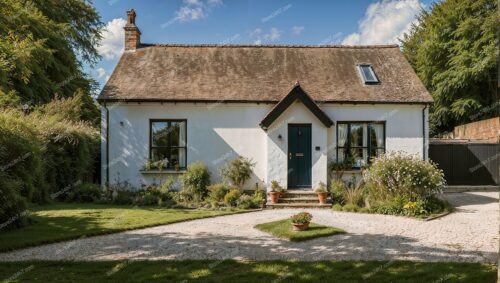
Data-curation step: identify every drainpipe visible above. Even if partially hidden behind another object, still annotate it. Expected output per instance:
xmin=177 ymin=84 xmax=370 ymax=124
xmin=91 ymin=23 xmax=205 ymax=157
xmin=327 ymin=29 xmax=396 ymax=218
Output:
xmin=422 ymin=104 xmax=428 ymax=160
xmin=104 ymin=102 xmax=110 ymax=187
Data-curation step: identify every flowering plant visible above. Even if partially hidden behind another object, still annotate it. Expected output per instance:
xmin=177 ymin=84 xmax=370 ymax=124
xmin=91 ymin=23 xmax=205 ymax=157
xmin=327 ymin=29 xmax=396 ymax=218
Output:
xmin=363 ymin=152 xmax=445 ymax=201
xmin=291 ymin=212 xmax=312 ymax=224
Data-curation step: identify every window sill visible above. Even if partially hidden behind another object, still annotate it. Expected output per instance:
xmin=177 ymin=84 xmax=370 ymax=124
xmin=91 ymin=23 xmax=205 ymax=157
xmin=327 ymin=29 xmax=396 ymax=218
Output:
xmin=140 ymin=170 xmax=186 ymax=174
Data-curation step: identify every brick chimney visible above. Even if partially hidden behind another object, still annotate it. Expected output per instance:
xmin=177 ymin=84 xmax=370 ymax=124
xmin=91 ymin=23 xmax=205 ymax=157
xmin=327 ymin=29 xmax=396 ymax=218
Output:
xmin=124 ymin=9 xmax=141 ymax=51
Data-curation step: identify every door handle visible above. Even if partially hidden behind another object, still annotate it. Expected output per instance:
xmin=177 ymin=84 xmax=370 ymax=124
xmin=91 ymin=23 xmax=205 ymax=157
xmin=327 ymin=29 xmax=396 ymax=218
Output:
xmin=289 ymin=153 xmax=292 ymax=160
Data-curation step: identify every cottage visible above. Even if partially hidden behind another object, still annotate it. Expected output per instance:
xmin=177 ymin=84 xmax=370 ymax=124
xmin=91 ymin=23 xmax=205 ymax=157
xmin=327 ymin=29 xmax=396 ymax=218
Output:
xmin=98 ymin=10 xmax=432 ymax=190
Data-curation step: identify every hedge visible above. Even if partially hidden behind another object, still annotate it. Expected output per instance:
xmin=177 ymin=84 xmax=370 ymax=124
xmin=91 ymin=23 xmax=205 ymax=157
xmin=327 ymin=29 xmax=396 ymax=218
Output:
xmin=0 ymin=97 xmax=99 ymax=229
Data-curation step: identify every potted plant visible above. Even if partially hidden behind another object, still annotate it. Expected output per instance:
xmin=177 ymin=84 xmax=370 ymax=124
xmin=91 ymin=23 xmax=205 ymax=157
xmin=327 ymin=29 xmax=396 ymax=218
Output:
xmin=291 ymin=212 xmax=312 ymax=231
xmin=315 ymin=182 xmax=328 ymax=204
xmin=268 ymin=180 xmax=283 ymax=204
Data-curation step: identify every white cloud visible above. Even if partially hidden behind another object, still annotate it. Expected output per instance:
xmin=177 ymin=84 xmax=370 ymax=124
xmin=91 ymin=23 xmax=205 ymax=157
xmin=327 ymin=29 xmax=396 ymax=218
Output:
xmin=97 ymin=18 xmax=126 ymax=60
xmin=291 ymin=26 xmax=304 ymax=36
xmin=342 ymin=0 xmax=424 ymax=45
xmin=249 ymin=27 xmax=281 ymax=44
xmin=96 ymin=68 xmax=107 ymax=79
xmin=265 ymin=28 xmax=281 ymax=41
xmin=173 ymin=0 xmax=222 ymax=23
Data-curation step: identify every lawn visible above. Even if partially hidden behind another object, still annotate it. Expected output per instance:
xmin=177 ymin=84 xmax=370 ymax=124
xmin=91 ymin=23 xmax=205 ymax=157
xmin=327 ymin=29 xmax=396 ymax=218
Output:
xmin=0 ymin=260 xmax=495 ymax=282
xmin=0 ymin=203 xmax=249 ymax=252
xmin=254 ymin=219 xmax=345 ymax=242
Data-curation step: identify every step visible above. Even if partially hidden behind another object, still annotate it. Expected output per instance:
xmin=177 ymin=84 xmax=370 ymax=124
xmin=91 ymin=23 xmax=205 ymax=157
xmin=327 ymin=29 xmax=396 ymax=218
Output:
xmin=266 ymin=203 xmax=332 ymax=209
xmin=278 ymin=197 xmax=328 ymax=204
xmin=281 ymin=191 xmax=319 ymax=198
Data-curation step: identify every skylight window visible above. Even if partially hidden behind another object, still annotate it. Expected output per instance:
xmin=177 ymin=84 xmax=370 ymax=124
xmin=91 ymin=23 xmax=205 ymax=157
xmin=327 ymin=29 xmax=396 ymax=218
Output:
xmin=358 ymin=64 xmax=379 ymax=84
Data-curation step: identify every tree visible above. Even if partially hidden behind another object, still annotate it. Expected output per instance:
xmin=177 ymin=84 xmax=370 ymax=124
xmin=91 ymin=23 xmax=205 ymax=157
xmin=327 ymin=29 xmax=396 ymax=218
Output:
xmin=0 ymin=0 xmax=102 ymax=115
xmin=401 ymin=0 xmax=498 ymax=135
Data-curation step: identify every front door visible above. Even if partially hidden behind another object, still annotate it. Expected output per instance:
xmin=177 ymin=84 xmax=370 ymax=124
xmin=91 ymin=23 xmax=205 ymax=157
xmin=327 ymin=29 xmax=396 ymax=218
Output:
xmin=288 ymin=124 xmax=312 ymax=188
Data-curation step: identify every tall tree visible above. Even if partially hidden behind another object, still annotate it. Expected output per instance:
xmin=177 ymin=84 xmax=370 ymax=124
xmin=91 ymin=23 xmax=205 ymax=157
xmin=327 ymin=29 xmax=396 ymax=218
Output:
xmin=401 ymin=0 xmax=498 ymax=135
xmin=0 ymin=0 xmax=103 ymax=108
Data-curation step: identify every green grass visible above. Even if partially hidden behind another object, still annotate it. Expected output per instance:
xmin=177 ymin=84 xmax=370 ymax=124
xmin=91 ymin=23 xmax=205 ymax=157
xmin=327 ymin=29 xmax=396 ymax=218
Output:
xmin=0 ymin=203 xmax=248 ymax=252
xmin=254 ymin=219 xmax=345 ymax=242
xmin=0 ymin=260 xmax=495 ymax=282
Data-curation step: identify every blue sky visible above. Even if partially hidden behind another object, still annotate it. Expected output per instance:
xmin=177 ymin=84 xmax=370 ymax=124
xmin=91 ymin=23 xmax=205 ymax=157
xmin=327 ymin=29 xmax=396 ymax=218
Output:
xmin=88 ymin=0 xmax=435 ymax=92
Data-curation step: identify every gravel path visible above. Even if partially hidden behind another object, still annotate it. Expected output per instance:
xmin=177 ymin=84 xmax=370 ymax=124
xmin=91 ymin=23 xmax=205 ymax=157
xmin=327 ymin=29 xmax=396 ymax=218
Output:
xmin=0 ymin=192 xmax=497 ymax=263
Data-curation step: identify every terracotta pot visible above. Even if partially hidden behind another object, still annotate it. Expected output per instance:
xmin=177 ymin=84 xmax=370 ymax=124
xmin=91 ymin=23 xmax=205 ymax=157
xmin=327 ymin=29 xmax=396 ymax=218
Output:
xmin=317 ymin=192 xmax=328 ymax=204
xmin=292 ymin=222 xmax=310 ymax=231
xmin=268 ymin=192 xmax=280 ymax=204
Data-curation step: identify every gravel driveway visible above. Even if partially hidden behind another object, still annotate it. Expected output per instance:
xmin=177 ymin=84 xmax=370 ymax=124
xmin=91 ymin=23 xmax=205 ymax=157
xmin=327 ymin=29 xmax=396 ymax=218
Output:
xmin=0 ymin=192 xmax=498 ymax=263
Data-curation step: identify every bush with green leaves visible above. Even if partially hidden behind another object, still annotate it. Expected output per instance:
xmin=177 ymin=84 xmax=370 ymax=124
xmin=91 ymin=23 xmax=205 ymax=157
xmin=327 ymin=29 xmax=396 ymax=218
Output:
xmin=329 ymin=180 xmax=346 ymax=204
xmin=207 ymin=183 xmax=231 ymax=202
xmin=224 ymin=189 xmax=241 ymax=206
xmin=236 ymin=189 xmax=265 ymax=209
xmin=67 ymin=183 xmax=101 ymax=203
xmin=220 ymin=156 xmax=255 ymax=188
xmin=181 ymin=161 xmax=211 ymax=202
xmin=364 ymin=152 xmax=445 ymax=201
xmin=270 ymin=180 xmax=284 ymax=192
xmin=0 ymin=172 xmax=28 ymax=230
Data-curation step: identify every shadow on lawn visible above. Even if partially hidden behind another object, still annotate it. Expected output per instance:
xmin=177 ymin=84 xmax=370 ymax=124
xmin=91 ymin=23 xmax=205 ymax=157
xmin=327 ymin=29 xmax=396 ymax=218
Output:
xmin=0 ymin=259 xmax=495 ymax=283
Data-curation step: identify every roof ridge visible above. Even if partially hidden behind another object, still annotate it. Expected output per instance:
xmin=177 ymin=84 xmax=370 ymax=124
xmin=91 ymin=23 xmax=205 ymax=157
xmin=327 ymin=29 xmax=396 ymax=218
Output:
xmin=139 ymin=43 xmax=399 ymax=49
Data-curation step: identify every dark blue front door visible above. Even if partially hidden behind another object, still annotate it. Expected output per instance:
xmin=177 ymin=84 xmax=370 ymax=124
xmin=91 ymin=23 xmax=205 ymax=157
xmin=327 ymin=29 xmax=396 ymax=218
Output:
xmin=288 ymin=124 xmax=312 ymax=188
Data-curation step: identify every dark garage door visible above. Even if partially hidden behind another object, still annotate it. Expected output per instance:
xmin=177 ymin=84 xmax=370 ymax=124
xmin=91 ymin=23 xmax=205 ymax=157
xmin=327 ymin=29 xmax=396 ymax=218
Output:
xmin=429 ymin=142 xmax=499 ymax=186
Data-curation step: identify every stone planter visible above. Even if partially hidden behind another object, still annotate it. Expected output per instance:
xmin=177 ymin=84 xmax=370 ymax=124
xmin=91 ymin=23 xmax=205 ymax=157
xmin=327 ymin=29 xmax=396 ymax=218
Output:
xmin=292 ymin=222 xmax=310 ymax=231
xmin=317 ymin=192 xmax=328 ymax=204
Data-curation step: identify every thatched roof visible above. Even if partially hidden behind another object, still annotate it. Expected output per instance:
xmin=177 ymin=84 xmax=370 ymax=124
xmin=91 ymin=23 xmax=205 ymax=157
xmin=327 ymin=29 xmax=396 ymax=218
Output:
xmin=98 ymin=44 xmax=432 ymax=104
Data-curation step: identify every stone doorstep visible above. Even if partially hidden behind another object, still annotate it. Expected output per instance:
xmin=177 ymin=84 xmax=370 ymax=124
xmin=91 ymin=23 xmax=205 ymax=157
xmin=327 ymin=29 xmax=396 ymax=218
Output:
xmin=278 ymin=197 xmax=324 ymax=204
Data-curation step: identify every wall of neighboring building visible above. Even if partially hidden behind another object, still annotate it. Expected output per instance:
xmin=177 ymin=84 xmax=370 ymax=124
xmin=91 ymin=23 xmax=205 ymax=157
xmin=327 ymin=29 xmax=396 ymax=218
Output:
xmin=101 ymin=102 xmax=427 ymax=189
xmin=452 ymin=117 xmax=499 ymax=142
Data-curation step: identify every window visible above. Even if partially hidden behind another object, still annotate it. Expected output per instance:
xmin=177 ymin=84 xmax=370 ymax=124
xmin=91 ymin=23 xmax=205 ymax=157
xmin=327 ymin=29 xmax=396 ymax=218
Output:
xmin=150 ymin=120 xmax=187 ymax=169
xmin=358 ymin=64 xmax=379 ymax=84
xmin=337 ymin=122 xmax=385 ymax=167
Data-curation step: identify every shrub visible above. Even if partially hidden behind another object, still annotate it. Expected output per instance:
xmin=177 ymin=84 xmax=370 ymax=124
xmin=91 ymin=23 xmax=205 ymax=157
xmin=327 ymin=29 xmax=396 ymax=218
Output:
xmin=315 ymin=182 xmax=327 ymax=193
xmin=220 ymin=156 xmax=255 ymax=188
xmin=207 ymin=183 xmax=230 ymax=202
xmin=0 ymin=111 xmax=47 ymax=203
xmin=252 ymin=188 xmax=265 ymax=206
xmin=236 ymin=189 xmax=265 ymax=209
xmin=291 ymin=212 xmax=312 ymax=224
xmin=237 ymin=195 xmax=255 ymax=209
xmin=342 ymin=184 xmax=365 ymax=207
xmin=270 ymin=180 xmax=284 ymax=192
xmin=159 ymin=177 xmax=176 ymax=194
xmin=113 ymin=190 xmax=135 ymax=205
xmin=371 ymin=197 xmax=406 ymax=215
xmin=364 ymin=152 xmax=445 ymax=201
xmin=0 ymin=172 xmax=29 ymax=230
xmin=135 ymin=191 xmax=161 ymax=206
xmin=67 ymin=183 xmax=101 ymax=202
xmin=330 ymin=180 xmax=345 ymax=204
xmin=181 ymin=161 xmax=210 ymax=202
xmin=224 ymin=189 xmax=241 ymax=206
